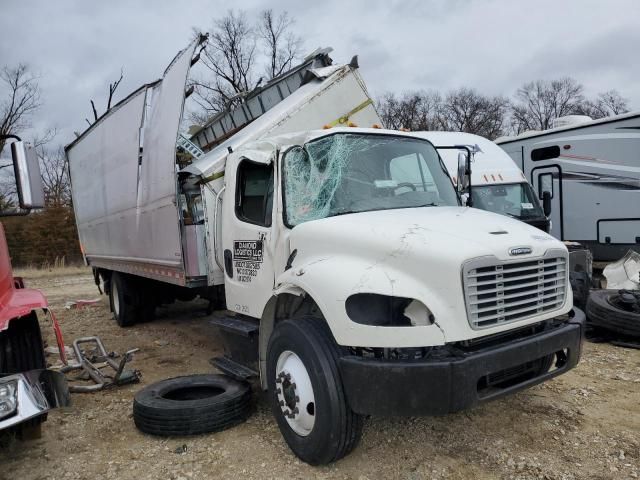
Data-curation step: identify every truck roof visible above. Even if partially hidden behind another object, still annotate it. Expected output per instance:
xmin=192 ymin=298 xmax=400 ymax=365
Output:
xmin=412 ymin=131 xmax=527 ymax=185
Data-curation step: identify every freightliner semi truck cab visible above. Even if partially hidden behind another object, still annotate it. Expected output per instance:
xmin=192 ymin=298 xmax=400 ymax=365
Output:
xmin=189 ymin=126 xmax=585 ymax=464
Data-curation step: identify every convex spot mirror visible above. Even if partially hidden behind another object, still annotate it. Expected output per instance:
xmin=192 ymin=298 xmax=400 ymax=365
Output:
xmin=10 ymin=140 xmax=45 ymax=210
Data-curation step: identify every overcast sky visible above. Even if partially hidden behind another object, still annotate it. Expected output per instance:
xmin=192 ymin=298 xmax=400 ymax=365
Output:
xmin=1 ymin=0 xmax=639 ymax=147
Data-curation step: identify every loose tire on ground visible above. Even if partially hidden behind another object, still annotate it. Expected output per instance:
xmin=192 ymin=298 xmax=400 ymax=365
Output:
xmin=586 ymin=289 xmax=640 ymax=338
xmin=266 ymin=317 xmax=364 ymax=465
xmin=133 ymin=374 xmax=252 ymax=436
xmin=0 ymin=312 xmax=47 ymax=437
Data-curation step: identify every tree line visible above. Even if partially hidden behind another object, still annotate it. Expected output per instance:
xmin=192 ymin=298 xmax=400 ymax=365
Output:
xmin=378 ymin=80 xmax=629 ymax=140
xmin=0 ymin=9 xmax=633 ymax=265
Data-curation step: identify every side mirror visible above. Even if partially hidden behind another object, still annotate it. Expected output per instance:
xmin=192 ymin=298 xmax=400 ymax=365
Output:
xmin=542 ymin=190 xmax=552 ymax=216
xmin=10 ymin=141 xmax=45 ymax=210
xmin=457 ymin=151 xmax=470 ymax=192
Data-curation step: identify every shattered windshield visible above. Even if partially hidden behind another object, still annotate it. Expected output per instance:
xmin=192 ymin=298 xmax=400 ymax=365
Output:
xmin=282 ymin=133 xmax=459 ymax=227
xmin=471 ymin=183 xmax=545 ymax=219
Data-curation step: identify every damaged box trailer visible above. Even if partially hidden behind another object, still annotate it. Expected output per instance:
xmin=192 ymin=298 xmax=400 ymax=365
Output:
xmin=66 ymin=40 xmax=585 ymax=465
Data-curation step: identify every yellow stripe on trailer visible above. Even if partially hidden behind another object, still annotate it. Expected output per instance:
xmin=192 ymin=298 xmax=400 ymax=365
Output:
xmin=326 ymin=98 xmax=374 ymax=128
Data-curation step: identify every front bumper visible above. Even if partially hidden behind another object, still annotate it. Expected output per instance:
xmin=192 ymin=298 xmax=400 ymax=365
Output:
xmin=339 ymin=308 xmax=585 ymax=416
xmin=0 ymin=369 xmax=70 ymax=431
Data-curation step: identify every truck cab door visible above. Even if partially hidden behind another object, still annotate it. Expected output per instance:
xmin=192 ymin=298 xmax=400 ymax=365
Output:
xmin=221 ymin=155 xmax=276 ymax=317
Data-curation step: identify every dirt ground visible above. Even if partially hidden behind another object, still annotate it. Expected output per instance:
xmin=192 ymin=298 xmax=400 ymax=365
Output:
xmin=1 ymin=269 xmax=638 ymax=480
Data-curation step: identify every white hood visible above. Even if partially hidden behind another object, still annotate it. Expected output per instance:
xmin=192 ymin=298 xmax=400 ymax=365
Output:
xmin=279 ymin=206 xmax=569 ymax=346
xmin=290 ymin=206 xmax=560 ymax=265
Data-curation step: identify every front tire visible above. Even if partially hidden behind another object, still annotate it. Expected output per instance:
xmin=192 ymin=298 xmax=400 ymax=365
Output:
xmin=266 ymin=317 xmax=363 ymax=465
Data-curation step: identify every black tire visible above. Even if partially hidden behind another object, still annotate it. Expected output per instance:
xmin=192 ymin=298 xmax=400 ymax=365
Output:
xmin=0 ymin=312 xmax=47 ymax=437
xmin=109 ymin=272 xmax=155 ymax=327
xmin=267 ymin=317 xmax=364 ymax=465
xmin=133 ymin=374 xmax=251 ymax=436
xmin=586 ymin=289 xmax=640 ymax=338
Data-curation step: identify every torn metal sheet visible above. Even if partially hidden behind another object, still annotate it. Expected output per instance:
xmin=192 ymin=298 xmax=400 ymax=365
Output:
xmin=603 ymin=250 xmax=640 ymax=290
xmin=64 ymin=298 xmax=102 ymax=309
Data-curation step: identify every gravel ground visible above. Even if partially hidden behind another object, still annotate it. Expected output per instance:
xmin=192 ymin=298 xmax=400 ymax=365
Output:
xmin=0 ymin=270 xmax=638 ymax=480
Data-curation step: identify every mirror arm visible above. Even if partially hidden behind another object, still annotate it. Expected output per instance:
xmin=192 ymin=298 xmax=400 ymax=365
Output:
xmin=0 ymin=134 xmax=22 ymax=142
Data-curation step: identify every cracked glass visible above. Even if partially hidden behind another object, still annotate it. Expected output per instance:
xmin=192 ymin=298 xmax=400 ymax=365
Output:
xmin=282 ymin=133 xmax=459 ymax=227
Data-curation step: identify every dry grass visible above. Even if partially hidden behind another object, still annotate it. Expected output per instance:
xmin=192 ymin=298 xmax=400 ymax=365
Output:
xmin=14 ymin=264 xmax=91 ymax=280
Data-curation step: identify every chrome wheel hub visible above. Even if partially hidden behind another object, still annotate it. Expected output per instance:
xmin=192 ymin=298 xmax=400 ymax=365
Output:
xmin=275 ymin=350 xmax=315 ymax=436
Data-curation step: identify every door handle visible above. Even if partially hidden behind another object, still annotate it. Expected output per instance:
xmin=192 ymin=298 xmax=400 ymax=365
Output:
xmin=224 ymin=249 xmax=233 ymax=278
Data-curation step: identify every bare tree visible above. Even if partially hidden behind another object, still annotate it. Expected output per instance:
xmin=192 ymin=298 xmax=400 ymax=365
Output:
xmin=510 ymin=78 xmax=585 ymax=133
xmin=88 ymin=69 xmax=124 ymax=124
xmin=192 ymin=10 xmax=258 ymax=117
xmin=0 ymin=64 xmax=41 ymax=155
xmin=37 ymin=144 xmax=71 ymax=207
xmin=258 ymin=9 xmax=302 ymax=79
xmin=377 ymin=91 xmax=442 ymax=131
xmin=189 ymin=9 xmax=304 ymax=125
xmin=438 ymin=88 xmax=509 ymax=139
xmin=577 ymin=89 xmax=629 ymax=119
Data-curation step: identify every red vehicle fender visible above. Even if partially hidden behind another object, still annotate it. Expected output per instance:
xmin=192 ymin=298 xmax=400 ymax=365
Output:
xmin=0 ymin=224 xmax=66 ymax=364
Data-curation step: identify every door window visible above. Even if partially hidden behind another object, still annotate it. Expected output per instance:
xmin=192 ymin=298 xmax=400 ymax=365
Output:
xmin=235 ymin=160 xmax=274 ymax=226
xmin=538 ymin=172 xmax=554 ymax=199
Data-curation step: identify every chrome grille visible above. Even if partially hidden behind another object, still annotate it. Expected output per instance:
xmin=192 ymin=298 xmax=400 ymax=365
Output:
xmin=463 ymin=251 xmax=568 ymax=329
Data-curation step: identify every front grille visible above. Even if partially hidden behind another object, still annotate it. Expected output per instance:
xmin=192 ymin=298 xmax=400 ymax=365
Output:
xmin=463 ymin=250 xmax=568 ymax=329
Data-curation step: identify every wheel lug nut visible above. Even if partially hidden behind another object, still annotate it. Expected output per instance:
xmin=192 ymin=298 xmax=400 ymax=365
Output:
xmin=276 ymin=388 xmax=281 ymax=394
xmin=279 ymin=400 xmax=284 ymax=406
xmin=294 ymin=395 xmax=299 ymax=402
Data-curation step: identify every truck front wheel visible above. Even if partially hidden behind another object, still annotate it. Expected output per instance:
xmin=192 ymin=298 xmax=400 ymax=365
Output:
xmin=266 ymin=317 xmax=363 ymax=465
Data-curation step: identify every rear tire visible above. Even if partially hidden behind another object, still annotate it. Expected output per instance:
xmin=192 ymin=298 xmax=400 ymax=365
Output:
xmin=0 ymin=312 xmax=47 ymax=438
xmin=109 ymin=273 xmax=156 ymax=327
xmin=266 ymin=317 xmax=363 ymax=465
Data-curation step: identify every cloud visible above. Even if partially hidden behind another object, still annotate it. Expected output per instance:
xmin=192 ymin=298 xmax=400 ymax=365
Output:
xmin=0 ymin=0 xmax=638 ymax=146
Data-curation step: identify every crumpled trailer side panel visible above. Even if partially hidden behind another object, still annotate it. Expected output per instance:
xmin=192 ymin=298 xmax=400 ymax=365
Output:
xmin=66 ymin=43 xmax=197 ymax=285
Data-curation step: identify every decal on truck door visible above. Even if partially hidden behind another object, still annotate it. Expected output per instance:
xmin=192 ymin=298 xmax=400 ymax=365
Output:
xmin=233 ymin=240 xmax=263 ymax=283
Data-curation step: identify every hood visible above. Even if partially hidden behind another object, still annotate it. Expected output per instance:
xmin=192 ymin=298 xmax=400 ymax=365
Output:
xmin=289 ymin=206 xmax=563 ymax=265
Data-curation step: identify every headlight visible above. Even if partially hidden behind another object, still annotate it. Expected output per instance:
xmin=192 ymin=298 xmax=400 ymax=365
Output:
xmin=0 ymin=380 xmax=18 ymax=420
xmin=345 ymin=294 xmax=435 ymax=327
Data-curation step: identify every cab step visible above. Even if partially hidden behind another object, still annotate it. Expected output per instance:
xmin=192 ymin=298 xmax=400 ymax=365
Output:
xmin=210 ymin=315 xmax=259 ymax=337
xmin=210 ymin=315 xmax=260 ymax=379
xmin=210 ymin=356 xmax=258 ymax=382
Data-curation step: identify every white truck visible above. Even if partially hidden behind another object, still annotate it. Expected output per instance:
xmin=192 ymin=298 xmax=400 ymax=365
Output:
xmin=66 ymin=40 xmax=585 ymax=465
xmin=414 ymin=131 xmax=550 ymax=232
